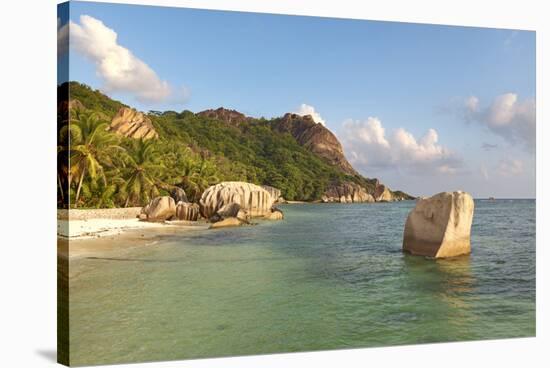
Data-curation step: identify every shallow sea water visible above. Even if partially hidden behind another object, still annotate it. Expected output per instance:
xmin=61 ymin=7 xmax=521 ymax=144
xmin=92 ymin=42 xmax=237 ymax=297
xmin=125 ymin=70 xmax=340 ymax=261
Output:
xmin=68 ymin=200 xmax=536 ymax=365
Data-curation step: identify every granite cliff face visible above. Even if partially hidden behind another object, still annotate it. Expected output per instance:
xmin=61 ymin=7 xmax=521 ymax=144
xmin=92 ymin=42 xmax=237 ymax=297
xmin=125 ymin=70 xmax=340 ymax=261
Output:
xmin=272 ymin=113 xmax=357 ymax=175
xmin=109 ymin=107 xmax=158 ymax=140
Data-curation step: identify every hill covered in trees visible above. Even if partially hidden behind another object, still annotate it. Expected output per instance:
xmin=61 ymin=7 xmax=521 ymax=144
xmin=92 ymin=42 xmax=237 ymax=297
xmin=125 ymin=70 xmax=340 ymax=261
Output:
xmin=57 ymin=82 xmax=413 ymax=208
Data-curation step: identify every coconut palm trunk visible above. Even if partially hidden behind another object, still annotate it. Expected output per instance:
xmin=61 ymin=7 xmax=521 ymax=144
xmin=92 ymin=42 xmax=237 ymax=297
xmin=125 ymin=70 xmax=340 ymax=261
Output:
xmin=57 ymin=173 xmax=65 ymax=203
xmin=74 ymin=168 xmax=86 ymax=208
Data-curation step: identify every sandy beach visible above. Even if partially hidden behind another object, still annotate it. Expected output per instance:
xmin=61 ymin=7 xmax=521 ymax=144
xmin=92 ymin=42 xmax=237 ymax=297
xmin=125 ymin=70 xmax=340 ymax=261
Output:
xmin=57 ymin=218 xmax=177 ymax=239
xmin=57 ymin=207 xmax=209 ymax=258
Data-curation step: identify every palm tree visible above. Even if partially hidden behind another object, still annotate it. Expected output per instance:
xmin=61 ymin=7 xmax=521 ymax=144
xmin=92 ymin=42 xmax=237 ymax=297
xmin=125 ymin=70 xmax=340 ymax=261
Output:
xmin=65 ymin=111 xmax=124 ymax=208
xmin=121 ymin=139 xmax=165 ymax=207
xmin=177 ymin=158 xmax=220 ymax=202
xmin=80 ymin=168 xmax=126 ymax=208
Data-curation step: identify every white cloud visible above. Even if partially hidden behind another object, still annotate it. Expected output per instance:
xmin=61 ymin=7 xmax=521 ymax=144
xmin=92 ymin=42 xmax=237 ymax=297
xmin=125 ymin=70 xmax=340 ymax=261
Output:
xmin=341 ymin=117 xmax=462 ymax=175
xmin=497 ymin=158 xmax=524 ymax=176
xmin=57 ymin=18 xmax=69 ymax=57
xmin=295 ymin=104 xmax=326 ymax=126
xmin=70 ymin=15 xmax=186 ymax=105
xmin=464 ymin=93 xmax=535 ymax=151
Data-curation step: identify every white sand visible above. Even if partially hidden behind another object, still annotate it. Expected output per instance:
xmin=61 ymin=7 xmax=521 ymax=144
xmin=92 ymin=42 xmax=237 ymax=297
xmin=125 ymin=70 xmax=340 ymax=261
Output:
xmin=57 ymin=218 xmax=175 ymax=240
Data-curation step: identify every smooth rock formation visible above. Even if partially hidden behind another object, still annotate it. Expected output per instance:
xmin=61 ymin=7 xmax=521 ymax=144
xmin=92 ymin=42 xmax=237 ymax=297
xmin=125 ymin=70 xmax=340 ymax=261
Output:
xmin=109 ymin=107 xmax=158 ymax=140
xmin=210 ymin=217 xmax=244 ymax=229
xmin=175 ymin=202 xmax=200 ymax=221
xmin=171 ymin=187 xmax=188 ymax=204
xmin=261 ymin=185 xmax=284 ymax=203
xmin=373 ymin=183 xmax=393 ymax=202
xmin=402 ymin=191 xmax=475 ymax=258
xmin=140 ymin=196 xmax=176 ymax=221
xmin=199 ymin=182 xmax=276 ymax=219
xmin=322 ymin=182 xmax=374 ymax=203
xmin=265 ymin=207 xmax=284 ymax=220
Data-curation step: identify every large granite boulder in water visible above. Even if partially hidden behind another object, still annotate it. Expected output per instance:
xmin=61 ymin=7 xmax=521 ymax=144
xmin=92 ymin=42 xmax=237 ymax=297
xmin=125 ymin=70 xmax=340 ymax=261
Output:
xmin=322 ymin=182 xmax=374 ymax=203
xmin=402 ymin=191 xmax=475 ymax=258
xmin=199 ymin=182 xmax=276 ymax=219
xmin=140 ymin=196 xmax=176 ymax=221
xmin=175 ymin=202 xmax=200 ymax=221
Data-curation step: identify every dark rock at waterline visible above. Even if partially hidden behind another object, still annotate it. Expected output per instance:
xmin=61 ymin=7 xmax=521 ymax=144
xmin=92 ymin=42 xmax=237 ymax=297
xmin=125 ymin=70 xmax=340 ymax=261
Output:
xmin=170 ymin=187 xmax=188 ymax=204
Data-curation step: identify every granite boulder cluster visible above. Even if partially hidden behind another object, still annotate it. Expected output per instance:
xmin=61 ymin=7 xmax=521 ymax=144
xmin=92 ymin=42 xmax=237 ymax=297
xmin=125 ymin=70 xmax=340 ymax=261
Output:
xmin=139 ymin=181 xmax=284 ymax=228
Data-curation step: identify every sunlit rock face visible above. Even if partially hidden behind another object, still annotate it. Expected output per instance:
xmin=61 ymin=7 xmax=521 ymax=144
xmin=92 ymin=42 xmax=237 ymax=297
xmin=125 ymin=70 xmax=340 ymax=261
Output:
xmin=199 ymin=182 xmax=276 ymax=219
xmin=140 ymin=196 xmax=176 ymax=221
xmin=109 ymin=107 xmax=158 ymax=140
xmin=403 ymin=191 xmax=475 ymax=258
xmin=322 ymin=182 xmax=374 ymax=203
xmin=373 ymin=183 xmax=393 ymax=202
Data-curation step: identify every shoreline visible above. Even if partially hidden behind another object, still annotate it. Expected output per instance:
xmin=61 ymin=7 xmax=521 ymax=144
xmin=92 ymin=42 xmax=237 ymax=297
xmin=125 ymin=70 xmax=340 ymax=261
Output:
xmin=58 ymin=223 xmax=208 ymax=259
xmin=57 ymin=218 xmax=183 ymax=240
xmin=57 ymin=208 xmax=210 ymax=259
xmin=57 ymin=200 xmax=415 ymax=241
xmin=56 ymin=200 xmax=418 ymax=257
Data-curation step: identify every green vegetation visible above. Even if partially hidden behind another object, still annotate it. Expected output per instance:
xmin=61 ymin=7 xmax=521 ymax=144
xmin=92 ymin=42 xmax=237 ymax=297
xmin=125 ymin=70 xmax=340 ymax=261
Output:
xmin=57 ymin=82 xmax=408 ymax=208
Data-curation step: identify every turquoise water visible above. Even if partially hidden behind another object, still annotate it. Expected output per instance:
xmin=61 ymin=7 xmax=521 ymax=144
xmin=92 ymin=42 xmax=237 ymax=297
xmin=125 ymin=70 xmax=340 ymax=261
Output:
xmin=68 ymin=200 xmax=536 ymax=366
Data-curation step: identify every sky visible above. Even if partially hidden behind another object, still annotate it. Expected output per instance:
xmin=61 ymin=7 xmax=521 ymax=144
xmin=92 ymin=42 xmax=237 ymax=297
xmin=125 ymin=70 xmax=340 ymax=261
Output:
xmin=58 ymin=1 xmax=536 ymax=198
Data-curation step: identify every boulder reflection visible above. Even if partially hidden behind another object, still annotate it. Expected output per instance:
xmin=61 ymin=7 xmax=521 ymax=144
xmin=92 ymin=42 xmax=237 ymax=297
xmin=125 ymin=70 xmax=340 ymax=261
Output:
xmin=402 ymin=254 xmax=477 ymax=338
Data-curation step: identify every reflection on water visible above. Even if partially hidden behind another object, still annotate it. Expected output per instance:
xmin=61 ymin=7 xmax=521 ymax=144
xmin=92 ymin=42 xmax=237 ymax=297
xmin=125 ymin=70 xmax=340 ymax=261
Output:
xmin=67 ymin=200 xmax=535 ymax=366
xmin=435 ymin=256 xmax=475 ymax=295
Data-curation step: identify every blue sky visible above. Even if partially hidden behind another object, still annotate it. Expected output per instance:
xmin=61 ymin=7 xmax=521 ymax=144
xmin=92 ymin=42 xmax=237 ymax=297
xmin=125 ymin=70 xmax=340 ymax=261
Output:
xmin=58 ymin=1 xmax=536 ymax=198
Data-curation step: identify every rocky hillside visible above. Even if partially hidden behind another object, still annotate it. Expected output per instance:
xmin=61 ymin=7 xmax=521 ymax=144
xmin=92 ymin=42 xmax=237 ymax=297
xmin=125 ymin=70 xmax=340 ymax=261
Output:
xmin=60 ymin=82 xmax=413 ymax=206
xmin=271 ymin=113 xmax=358 ymax=175
xmin=197 ymin=107 xmax=253 ymax=126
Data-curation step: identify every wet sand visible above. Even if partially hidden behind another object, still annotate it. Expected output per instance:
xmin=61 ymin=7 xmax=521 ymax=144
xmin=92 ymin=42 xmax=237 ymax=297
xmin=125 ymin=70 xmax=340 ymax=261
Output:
xmin=58 ymin=222 xmax=209 ymax=259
